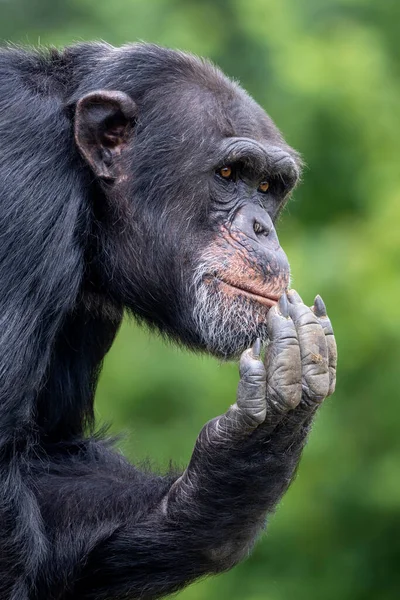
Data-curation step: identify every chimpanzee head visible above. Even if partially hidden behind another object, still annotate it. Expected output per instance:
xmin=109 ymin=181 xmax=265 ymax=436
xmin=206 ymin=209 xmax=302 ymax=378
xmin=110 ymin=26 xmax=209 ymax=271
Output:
xmin=72 ymin=44 xmax=301 ymax=358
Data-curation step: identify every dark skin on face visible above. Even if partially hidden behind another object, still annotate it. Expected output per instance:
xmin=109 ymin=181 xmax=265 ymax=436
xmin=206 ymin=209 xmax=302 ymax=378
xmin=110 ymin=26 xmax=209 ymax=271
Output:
xmin=0 ymin=43 xmax=337 ymax=600
xmin=207 ymin=136 xmax=298 ymax=307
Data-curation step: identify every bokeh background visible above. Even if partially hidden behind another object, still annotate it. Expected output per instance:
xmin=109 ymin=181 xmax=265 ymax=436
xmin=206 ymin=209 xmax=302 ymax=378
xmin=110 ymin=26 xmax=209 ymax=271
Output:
xmin=1 ymin=1 xmax=399 ymax=598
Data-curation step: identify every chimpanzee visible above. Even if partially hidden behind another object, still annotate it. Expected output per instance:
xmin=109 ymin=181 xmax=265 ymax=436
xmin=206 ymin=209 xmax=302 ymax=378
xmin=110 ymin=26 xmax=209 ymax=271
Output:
xmin=0 ymin=42 xmax=337 ymax=600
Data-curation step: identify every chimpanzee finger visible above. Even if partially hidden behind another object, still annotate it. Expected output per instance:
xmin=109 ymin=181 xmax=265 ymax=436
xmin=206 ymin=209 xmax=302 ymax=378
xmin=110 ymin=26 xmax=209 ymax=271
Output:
xmin=312 ymin=295 xmax=337 ymax=396
xmin=195 ymin=340 xmax=268 ymax=447
xmin=263 ymin=294 xmax=302 ymax=416
xmin=234 ymin=339 xmax=267 ymax=428
xmin=287 ymin=289 xmax=329 ymax=404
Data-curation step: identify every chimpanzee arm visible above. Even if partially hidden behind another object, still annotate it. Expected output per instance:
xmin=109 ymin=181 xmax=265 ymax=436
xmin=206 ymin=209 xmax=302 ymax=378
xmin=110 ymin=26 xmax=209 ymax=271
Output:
xmin=69 ymin=291 xmax=336 ymax=600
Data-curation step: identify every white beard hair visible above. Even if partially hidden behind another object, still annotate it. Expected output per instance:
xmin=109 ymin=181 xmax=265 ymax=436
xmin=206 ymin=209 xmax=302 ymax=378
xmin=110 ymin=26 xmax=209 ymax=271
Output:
xmin=190 ymin=252 xmax=270 ymax=359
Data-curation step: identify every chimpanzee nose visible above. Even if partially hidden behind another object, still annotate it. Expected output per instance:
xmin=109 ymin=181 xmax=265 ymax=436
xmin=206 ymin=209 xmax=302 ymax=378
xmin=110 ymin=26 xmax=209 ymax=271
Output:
xmin=232 ymin=204 xmax=278 ymax=246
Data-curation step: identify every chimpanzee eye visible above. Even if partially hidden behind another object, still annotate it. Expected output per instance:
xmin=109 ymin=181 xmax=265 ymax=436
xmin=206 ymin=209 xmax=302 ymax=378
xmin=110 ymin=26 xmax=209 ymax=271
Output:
xmin=258 ymin=181 xmax=270 ymax=193
xmin=218 ymin=166 xmax=233 ymax=179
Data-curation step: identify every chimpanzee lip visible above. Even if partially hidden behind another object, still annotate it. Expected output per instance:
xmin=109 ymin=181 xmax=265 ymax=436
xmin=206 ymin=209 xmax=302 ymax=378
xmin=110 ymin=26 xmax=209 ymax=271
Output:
xmin=211 ymin=276 xmax=280 ymax=308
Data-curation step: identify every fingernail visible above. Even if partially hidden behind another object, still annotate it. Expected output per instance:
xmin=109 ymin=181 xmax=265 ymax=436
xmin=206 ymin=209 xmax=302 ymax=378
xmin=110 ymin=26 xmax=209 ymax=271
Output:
xmin=278 ymin=292 xmax=289 ymax=317
xmin=313 ymin=295 xmax=327 ymax=317
xmin=252 ymin=338 xmax=261 ymax=357
xmin=287 ymin=289 xmax=303 ymax=304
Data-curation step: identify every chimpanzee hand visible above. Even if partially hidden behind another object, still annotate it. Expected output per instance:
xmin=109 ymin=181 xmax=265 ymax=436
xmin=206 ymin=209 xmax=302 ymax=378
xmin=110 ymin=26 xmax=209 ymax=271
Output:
xmin=258 ymin=288 xmax=336 ymax=420
xmin=194 ymin=288 xmax=337 ymax=443
xmin=265 ymin=288 xmax=336 ymax=411
xmin=163 ymin=289 xmax=337 ymax=572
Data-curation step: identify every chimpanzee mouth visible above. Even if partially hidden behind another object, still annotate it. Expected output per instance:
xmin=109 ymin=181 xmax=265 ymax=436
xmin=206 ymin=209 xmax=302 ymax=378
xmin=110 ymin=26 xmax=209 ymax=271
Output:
xmin=206 ymin=275 xmax=280 ymax=308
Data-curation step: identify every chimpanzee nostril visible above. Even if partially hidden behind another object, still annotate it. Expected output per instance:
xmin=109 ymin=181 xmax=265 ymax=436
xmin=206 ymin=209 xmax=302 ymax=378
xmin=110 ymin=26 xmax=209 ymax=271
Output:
xmin=253 ymin=220 xmax=269 ymax=237
xmin=232 ymin=204 xmax=276 ymax=245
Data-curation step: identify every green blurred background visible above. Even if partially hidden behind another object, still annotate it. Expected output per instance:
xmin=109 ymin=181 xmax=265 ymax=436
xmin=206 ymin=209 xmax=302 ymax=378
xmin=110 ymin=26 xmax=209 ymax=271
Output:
xmin=1 ymin=1 xmax=399 ymax=598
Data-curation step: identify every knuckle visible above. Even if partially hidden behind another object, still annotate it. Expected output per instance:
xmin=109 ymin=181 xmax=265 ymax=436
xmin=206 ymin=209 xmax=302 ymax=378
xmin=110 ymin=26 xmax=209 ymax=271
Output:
xmin=236 ymin=401 xmax=266 ymax=427
xmin=240 ymin=361 xmax=266 ymax=380
xmin=267 ymin=317 xmax=297 ymax=341
xmin=248 ymin=406 xmax=267 ymax=425
xmin=302 ymin=373 xmax=330 ymax=402
xmin=268 ymin=380 xmax=302 ymax=411
xmin=245 ymin=373 xmax=267 ymax=387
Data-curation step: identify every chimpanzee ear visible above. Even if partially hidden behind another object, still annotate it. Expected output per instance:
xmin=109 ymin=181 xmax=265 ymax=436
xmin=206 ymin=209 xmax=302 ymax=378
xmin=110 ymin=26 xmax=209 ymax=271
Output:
xmin=74 ymin=90 xmax=137 ymax=181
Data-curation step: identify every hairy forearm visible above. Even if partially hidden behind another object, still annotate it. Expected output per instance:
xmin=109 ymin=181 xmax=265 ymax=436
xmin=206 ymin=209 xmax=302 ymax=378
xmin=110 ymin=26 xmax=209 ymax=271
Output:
xmin=46 ymin=293 xmax=335 ymax=600
xmin=166 ymin=424 xmax=303 ymax=520
xmin=70 ymin=522 xmax=212 ymax=600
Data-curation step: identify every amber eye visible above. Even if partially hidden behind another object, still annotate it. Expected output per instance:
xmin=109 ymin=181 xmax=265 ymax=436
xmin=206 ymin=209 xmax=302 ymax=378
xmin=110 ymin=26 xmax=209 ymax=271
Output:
xmin=219 ymin=166 xmax=233 ymax=179
xmin=258 ymin=181 xmax=270 ymax=193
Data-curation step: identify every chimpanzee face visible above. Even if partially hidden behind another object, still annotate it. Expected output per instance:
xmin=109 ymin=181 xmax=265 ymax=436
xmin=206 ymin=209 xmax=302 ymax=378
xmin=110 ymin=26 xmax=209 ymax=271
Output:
xmin=74 ymin=53 xmax=301 ymax=358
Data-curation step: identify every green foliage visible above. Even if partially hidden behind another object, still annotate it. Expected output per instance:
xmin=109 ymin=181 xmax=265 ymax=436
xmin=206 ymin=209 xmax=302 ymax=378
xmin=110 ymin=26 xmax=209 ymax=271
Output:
xmin=2 ymin=1 xmax=399 ymax=598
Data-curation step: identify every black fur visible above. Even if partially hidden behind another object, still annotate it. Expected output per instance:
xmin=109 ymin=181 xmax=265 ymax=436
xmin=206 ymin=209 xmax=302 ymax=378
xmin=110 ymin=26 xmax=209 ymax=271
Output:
xmin=0 ymin=42 xmax=307 ymax=600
